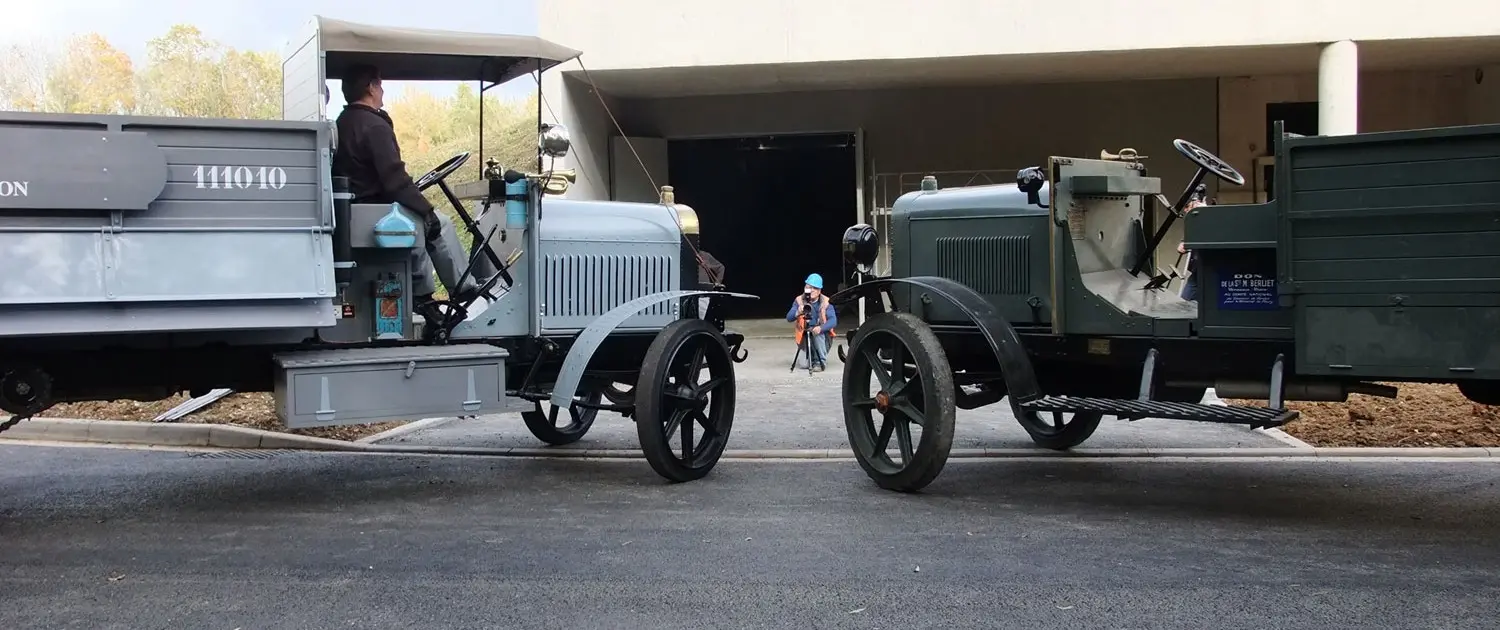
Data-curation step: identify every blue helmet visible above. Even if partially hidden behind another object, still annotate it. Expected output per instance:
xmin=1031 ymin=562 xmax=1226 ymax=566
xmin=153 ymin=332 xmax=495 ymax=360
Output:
xmin=804 ymin=273 xmax=823 ymax=289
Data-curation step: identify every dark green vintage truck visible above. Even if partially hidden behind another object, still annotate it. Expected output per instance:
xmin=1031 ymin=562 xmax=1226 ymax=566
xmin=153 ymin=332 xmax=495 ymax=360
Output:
xmin=829 ymin=121 xmax=1500 ymax=492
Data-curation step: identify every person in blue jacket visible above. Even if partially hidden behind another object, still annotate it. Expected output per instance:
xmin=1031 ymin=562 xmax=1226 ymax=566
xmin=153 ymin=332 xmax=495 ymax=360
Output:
xmin=787 ymin=273 xmax=838 ymax=372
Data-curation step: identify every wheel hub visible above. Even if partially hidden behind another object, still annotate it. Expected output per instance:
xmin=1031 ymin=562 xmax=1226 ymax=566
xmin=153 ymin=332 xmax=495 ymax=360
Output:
xmin=676 ymin=383 xmax=708 ymax=410
xmin=874 ymin=390 xmax=891 ymax=413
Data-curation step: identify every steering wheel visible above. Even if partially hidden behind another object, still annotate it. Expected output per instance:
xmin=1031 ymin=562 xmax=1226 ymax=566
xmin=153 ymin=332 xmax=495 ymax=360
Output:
xmin=417 ymin=299 xmax=469 ymax=344
xmin=416 ymin=151 xmax=471 ymax=192
xmin=1172 ymin=139 xmax=1245 ymax=187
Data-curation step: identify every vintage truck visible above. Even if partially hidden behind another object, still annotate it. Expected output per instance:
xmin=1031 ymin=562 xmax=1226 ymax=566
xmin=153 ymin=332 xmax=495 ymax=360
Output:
xmin=830 ymin=121 xmax=1500 ymax=491
xmin=0 ymin=16 xmax=755 ymax=483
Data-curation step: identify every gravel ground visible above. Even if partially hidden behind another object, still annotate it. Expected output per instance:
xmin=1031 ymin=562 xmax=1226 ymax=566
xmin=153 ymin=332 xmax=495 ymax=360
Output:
xmin=40 ymin=393 xmax=401 ymax=441
xmin=1230 ymin=382 xmax=1500 ymax=448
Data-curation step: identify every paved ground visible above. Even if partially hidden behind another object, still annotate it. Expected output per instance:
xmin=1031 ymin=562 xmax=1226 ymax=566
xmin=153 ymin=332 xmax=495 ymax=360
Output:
xmin=379 ymin=337 xmax=1288 ymax=452
xmin=3 ymin=443 xmax=1499 ymax=628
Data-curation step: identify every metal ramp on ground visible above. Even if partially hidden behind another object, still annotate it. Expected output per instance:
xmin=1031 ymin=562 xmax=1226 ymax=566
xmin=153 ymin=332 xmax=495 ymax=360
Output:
xmin=153 ymin=389 xmax=235 ymax=422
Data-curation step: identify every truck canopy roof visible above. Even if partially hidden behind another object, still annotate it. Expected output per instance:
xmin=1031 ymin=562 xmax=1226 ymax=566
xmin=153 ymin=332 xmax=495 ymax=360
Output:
xmin=314 ymin=15 xmax=583 ymax=85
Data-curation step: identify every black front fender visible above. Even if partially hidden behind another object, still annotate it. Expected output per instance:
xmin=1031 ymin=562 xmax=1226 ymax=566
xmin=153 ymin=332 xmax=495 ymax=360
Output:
xmin=828 ymin=276 xmax=1040 ymax=403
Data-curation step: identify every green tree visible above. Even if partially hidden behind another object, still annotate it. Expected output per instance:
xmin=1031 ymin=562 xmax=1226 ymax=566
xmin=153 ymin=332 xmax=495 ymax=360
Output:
xmin=136 ymin=24 xmax=279 ymax=119
xmin=45 ymin=34 xmax=138 ymax=114
xmin=437 ymin=84 xmax=542 ymax=180
xmin=0 ymin=42 xmax=56 ymax=111
xmin=0 ymin=20 xmax=546 ymax=299
xmin=380 ymin=82 xmax=541 ymax=263
xmin=218 ymin=48 xmax=282 ymax=120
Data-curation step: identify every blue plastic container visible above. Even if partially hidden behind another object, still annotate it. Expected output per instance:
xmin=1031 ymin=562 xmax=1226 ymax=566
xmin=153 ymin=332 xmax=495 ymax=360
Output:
xmin=505 ymin=180 xmax=529 ymax=229
xmin=374 ymin=203 xmax=418 ymax=248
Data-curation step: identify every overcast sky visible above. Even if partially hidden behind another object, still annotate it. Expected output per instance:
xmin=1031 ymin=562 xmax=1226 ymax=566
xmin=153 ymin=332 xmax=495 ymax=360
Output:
xmin=5 ymin=0 xmax=544 ymax=105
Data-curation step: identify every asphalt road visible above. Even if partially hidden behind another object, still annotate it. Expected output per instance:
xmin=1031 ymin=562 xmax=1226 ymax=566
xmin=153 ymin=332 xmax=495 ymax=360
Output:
xmin=4 ymin=443 xmax=1500 ymax=629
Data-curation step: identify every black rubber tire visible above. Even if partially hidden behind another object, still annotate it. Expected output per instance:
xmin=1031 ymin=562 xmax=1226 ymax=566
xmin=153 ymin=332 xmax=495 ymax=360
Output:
xmin=521 ymin=389 xmax=603 ymax=446
xmin=1013 ymin=407 xmax=1103 ymax=450
xmin=841 ymin=311 xmax=957 ymax=493
xmin=635 ymin=318 xmax=736 ymax=483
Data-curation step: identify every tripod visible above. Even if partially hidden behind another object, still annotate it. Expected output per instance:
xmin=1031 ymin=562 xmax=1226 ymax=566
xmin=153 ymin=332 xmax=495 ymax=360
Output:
xmin=788 ymin=294 xmax=818 ymax=375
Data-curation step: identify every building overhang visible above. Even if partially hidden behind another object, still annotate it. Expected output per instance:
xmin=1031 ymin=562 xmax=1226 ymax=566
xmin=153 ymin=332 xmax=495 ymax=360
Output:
xmin=571 ymin=37 xmax=1500 ymax=99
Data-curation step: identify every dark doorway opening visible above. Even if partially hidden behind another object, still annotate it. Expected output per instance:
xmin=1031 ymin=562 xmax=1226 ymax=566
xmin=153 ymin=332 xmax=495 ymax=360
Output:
xmin=1264 ymin=101 xmax=1319 ymax=200
xmin=1265 ymin=101 xmax=1319 ymax=149
xmin=667 ymin=132 xmax=857 ymax=320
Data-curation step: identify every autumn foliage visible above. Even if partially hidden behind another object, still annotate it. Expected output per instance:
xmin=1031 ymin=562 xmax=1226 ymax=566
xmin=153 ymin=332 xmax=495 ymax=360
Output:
xmin=12 ymin=25 xmax=550 ymax=430
xmin=0 ymin=24 xmax=543 ymax=208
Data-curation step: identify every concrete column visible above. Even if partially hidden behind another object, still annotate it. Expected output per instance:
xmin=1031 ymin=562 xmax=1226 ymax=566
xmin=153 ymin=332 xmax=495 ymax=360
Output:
xmin=1318 ymin=40 xmax=1359 ymax=136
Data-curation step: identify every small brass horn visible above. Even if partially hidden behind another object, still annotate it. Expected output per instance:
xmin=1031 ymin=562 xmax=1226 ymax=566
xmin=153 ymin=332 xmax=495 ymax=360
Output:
xmin=1100 ymin=147 xmax=1146 ymax=161
xmin=537 ymin=168 xmax=577 ymax=196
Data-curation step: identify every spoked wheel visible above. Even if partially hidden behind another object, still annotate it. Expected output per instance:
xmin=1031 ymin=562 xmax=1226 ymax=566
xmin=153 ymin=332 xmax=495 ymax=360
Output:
xmin=601 ymin=382 xmax=635 ymax=405
xmin=521 ymin=388 xmax=603 ymax=446
xmin=1013 ymin=407 xmax=1103 ymax=450
xmin=842 ymin=312 xmax=956 ymax=493
xmin=635 ymin=318 xmax=737 ymax=483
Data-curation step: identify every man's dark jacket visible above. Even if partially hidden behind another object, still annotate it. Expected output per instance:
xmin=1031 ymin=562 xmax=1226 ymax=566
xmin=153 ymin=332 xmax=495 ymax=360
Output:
xmin=332 ymin=103 xmax=435 ymax=217
xmin=697 ymin=250 xmax=725 ymax=287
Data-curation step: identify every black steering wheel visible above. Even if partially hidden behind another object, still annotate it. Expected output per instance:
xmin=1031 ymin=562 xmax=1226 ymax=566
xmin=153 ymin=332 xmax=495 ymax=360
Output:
xmin=1172 ymin=139 xmax=1245 ymax=187
xmin=416 ymin=151 xmax=471 ymax=191
xmin=417 ymin=299 xmax=469 ymax=344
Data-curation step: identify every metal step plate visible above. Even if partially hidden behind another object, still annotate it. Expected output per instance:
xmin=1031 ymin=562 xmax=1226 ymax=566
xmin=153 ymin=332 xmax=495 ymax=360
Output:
xmin=1020 ymin=395 xmax=1299 ymax=428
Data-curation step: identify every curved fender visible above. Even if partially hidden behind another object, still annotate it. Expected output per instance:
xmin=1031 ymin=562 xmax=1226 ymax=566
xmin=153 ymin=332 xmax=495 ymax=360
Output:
xmin=549 ymin=290 xmax=758 ymax=409
xmin=827 ymin=276 xmax=1041 ymax=403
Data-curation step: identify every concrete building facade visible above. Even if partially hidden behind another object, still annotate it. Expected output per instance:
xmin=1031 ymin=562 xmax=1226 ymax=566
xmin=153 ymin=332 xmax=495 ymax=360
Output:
xmin=537 ymin=0 xmax=1500 ymax=317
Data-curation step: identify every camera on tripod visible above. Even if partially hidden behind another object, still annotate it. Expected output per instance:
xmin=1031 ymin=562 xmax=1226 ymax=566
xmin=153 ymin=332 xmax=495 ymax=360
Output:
xmin=790 ymin=289 xmax=819 ymax=374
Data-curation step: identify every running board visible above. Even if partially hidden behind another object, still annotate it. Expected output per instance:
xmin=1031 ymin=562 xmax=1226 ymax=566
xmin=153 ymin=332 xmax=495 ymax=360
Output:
xmin=1018 ymin=395 xmax=1299 ymax=429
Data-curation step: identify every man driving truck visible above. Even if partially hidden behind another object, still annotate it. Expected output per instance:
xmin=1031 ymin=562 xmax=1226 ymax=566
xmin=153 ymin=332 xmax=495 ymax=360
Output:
xmin=1175 ymin=196 xmax=1209 ymax=301
xmin=331 ymin=64 xmax=485 ymax=309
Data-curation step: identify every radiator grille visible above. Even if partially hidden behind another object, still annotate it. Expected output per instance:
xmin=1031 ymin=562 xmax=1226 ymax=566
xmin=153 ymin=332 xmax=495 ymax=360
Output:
xmin=542 ymin=253 xmax=674 ymax=318
xmin=934 ymin=236 xmax=1030 ymax=295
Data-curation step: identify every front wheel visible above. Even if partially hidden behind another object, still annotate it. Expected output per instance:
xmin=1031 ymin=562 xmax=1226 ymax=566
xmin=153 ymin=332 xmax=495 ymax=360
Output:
xmin=635 ymin=318 xmax=737 ymax=483
xmin=842 ymin=311 xmax=956 ymax=493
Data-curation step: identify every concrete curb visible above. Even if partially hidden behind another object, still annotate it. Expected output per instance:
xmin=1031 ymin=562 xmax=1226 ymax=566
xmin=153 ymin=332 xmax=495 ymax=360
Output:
xmin=4 ymin=418 xmax=365 ymax=452
xmin=355 ymin=417 xmax=457 ymax=444
xmin=2 ymin=418 xmax=1496 ymax=460
xmin=1203 ymin=388 xmax=1315 ymax=449
xmin=1253 ymin=427 xmax=1315 ymax=449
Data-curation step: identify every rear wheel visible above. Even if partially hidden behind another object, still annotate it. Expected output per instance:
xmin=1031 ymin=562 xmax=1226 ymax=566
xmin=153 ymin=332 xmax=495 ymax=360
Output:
xmin=1013 ymin=407 xmax=1103 ymax=450
xmin=521 ymin=389 xmax=603 ymax=446
xmin=842 ymin=312 xmax=956 ymax=493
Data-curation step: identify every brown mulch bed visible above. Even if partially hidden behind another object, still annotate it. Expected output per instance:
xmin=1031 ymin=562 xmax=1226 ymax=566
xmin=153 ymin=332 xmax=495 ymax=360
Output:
xmin=38 ymin=392 xmax=403 ymax=442
xmin=1226 ymin=383 xmax=1500 ymax=448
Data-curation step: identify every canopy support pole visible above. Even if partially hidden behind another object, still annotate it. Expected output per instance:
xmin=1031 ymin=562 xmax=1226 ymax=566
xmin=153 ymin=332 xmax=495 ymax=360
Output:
xmin=536 ymin=57 xmax=544 ymax=173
